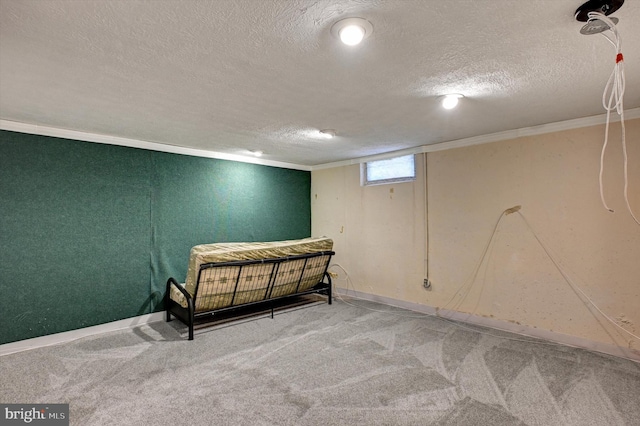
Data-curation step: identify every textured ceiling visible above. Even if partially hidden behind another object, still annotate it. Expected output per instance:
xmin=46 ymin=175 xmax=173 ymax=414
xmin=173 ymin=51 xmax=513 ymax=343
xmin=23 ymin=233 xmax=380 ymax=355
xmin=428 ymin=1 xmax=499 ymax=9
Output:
xmin=1 ymin=0 xmax=639 ymax=166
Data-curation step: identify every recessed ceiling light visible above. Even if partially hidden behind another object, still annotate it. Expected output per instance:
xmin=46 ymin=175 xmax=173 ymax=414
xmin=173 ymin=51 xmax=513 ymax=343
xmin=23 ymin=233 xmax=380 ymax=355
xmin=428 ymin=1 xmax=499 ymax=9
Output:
xmin=340 ymin=25 xmax=365 ymax=46
xmin=251 ymin=150 xmax=263 ymax=157
xmin=319 ymin=129 xmax=336 ymax=139
xmin=441 ymin=94 xmax=464 ymax=110
xmin=330 ymin=18 xmax=373 ymax=46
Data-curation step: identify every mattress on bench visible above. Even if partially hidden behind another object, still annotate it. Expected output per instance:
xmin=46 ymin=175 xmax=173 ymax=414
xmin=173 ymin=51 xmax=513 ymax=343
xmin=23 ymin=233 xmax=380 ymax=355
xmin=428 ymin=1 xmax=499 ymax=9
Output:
xmin=170 ymin=237 xmax=333 ymax=311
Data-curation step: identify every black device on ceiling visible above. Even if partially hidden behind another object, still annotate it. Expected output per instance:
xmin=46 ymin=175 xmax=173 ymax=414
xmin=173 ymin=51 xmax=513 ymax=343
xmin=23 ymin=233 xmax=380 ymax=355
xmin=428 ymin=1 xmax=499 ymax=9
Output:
xmin=574 ymin=0 xmax=624 ymax=22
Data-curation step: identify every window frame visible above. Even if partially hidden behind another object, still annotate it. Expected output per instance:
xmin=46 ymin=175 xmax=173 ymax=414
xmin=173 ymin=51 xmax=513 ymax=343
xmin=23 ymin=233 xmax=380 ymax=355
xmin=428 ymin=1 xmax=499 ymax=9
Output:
xmin=361 ymin=154 xmax=417 ymax=186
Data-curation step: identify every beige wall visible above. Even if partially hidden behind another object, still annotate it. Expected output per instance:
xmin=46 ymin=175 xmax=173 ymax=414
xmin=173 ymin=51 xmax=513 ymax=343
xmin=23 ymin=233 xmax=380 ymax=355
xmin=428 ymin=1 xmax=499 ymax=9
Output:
xmin=312 ymin=118 xmax=640 ymax=352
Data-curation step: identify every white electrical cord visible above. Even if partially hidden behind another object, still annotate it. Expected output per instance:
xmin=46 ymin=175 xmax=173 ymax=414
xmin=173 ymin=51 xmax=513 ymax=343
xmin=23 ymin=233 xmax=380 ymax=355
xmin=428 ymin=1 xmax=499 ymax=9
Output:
xmin=425 ymin=206 xmax=639 ymax=345
xmin=326 ymin=204 xmax=640 ymax=352
xmin=516 ymin=211 xmax=640 ymax=342
xmin=423 ymin=152 xmax=430 ymax=287
xmin=589 ymin=12 xmax=640 ymax=225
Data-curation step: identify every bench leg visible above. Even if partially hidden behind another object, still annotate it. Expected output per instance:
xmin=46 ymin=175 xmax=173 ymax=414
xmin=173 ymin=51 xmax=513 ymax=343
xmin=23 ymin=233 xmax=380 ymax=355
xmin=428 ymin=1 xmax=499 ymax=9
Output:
xmin=188 ymin=311 xmax=194 ymax=340
xmin=185 ymin=299 xmax=195 ymax=340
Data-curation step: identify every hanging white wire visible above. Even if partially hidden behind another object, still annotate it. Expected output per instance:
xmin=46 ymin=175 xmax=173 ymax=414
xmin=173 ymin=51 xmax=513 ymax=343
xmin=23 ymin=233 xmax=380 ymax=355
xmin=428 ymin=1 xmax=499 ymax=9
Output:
xmin=589 ymin=11 xmax=640 ymax=225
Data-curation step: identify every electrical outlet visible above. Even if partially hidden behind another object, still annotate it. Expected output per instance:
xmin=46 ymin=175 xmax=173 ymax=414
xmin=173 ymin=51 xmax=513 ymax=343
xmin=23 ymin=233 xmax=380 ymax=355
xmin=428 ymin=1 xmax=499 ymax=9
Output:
xmin=423 ymin=279 xmax=432 ymax=289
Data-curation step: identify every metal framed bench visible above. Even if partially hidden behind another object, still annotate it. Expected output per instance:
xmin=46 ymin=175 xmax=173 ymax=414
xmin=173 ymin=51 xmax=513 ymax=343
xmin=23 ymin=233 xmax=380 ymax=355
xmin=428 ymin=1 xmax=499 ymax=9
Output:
xmin=166 ymin=250 xmax=334 ymax=340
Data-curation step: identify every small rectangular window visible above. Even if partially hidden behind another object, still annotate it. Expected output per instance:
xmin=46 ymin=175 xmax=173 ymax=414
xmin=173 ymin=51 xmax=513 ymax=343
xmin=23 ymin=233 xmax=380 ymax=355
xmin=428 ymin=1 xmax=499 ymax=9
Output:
xmin=362 ymin=154 xmax=416 ymax=186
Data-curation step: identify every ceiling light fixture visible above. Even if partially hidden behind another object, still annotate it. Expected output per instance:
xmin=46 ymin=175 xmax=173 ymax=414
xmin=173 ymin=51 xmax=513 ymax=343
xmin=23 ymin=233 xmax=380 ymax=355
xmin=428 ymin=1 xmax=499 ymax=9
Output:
xmin=440 ymin=94 xmax=464 ymax=110
xmin=574 ymin=0 xmax=624 ymax=22
xmin=330 ymin=18 xmax=373 ymax=46
xmin=251 ymin=150 xmax=263 ymax=157
xmin=574 ymin=0 xmax=624 ymax=35
xmin=319 ymin=129 xmax=336 ymax=139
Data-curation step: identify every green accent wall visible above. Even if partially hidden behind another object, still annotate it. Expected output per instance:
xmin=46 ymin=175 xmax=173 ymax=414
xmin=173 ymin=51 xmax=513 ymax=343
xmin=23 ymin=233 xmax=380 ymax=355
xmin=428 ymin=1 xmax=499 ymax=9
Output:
xmin=0 ymin=130 xmax=311 ymax=344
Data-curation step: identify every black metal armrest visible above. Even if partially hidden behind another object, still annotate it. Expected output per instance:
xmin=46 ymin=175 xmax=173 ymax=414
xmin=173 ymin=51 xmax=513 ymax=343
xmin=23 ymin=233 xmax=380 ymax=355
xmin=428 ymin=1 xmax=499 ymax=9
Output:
xmin=166 ymin=277 xmax=196 ymax=340
xmin=166 ymin=277 xmax=192 ymax=302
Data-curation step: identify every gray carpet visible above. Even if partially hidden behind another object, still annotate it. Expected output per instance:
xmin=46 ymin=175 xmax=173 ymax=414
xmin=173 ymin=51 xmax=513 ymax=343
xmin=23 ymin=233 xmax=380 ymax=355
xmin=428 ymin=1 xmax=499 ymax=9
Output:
xmin=1 ymin=298 xmax=639 ymax=425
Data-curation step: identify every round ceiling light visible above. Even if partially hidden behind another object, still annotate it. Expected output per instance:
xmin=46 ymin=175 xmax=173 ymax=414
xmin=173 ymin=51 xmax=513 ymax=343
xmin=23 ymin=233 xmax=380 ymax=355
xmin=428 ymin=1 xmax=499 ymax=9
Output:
xmin=441 ymin=94 xmax=464 ymax=110
xmin=330 ymin=18 xmax=373 ymax=46
xmin=340 ymin=25 xmax=365 ymax=45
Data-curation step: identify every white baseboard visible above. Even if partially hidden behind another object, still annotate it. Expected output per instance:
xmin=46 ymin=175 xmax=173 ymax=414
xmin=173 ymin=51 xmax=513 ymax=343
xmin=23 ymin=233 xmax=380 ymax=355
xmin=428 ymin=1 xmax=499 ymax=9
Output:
xmin=335 ymin=288 xmax=640 ymax=363
xmin=0 ymin=312 xmax=165 ymax=357
xmin=4 ymin=294 xmax=639 ymax=363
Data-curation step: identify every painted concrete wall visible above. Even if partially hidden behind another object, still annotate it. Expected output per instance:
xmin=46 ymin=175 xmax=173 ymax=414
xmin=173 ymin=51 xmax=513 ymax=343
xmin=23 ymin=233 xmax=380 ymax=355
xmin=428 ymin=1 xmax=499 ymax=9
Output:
xmin=0 ymin=130 xmax=311 ymax=344
xmin=312 ymin=118 xmax=640 ymax=353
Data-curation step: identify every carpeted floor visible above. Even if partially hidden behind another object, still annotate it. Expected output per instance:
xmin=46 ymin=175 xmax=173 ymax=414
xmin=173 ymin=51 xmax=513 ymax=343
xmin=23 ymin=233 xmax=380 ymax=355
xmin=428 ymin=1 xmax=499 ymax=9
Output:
xmin=1 ymin=298 xmax=639 ymax=425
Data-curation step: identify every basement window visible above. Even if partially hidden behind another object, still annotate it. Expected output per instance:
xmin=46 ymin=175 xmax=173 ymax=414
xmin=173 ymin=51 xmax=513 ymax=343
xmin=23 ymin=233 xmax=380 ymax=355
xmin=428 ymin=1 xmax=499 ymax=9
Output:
xmin=362 ymin=154 xmax=416 ymax=186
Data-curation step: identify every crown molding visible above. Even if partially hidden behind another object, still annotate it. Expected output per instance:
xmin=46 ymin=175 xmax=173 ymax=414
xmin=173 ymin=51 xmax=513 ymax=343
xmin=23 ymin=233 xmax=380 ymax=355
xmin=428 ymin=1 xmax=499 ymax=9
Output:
xmin=311 ymin=108 xmax=640 ymax=170
xmin=0 ymin=120 xmax=311 ymax=171
xmin=3 ymin=108 xmax=639 ymax=173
